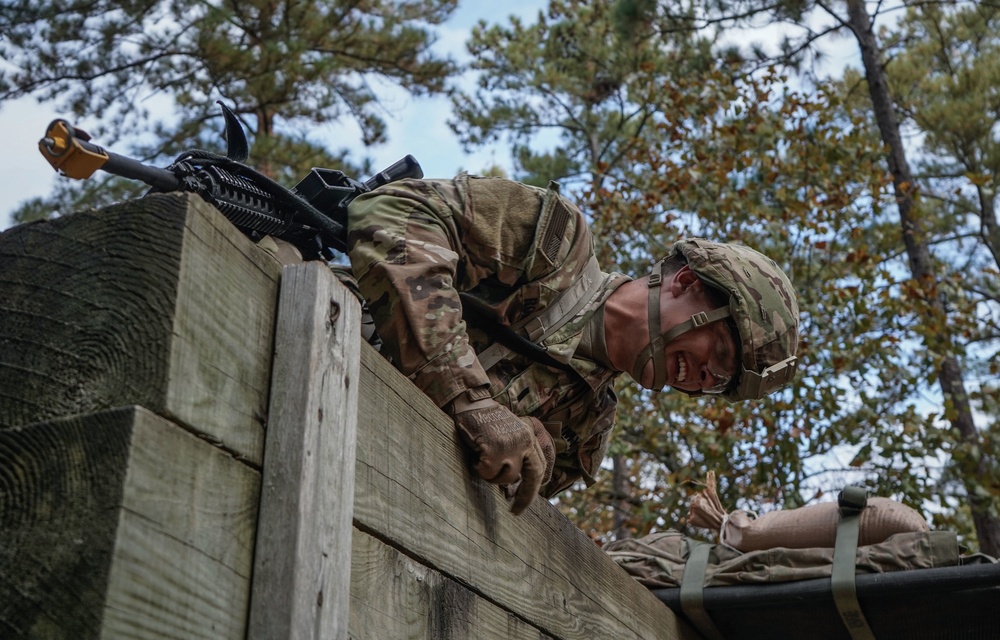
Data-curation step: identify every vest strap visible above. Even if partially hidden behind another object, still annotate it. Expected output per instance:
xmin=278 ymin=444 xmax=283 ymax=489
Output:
xmin=475 ymin=256 xmax=605 ymax=371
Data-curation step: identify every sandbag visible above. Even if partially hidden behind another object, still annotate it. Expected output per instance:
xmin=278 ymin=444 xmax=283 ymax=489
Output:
xmin=605 ymin=528 xmax=960 ymax=590
xmin=688 ymin=472 xmax=928 ymax=551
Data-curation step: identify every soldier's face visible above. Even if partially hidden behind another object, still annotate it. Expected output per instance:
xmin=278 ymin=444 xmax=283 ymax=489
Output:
xmin=637 ymin=267 xmax=739 ymax=392
xmin=658 ymin=320 xmax=738 ymax=393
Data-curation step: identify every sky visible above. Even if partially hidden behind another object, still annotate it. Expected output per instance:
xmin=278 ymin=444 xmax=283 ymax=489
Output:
xmin=0 ymin=1 xmax=864 ymax=233
xmin=0 ymin=0 xmax=549 ymax=231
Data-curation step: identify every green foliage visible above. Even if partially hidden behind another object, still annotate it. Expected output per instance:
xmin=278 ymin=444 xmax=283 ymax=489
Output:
xmin=885 ymin=2 xmax=1000 ymax=334
xmin=611 ymin=0 xmax=658 ymax=39
xmin=450 ymin=0 xmax=714 ymax=191
xmin=470 ymin=0 xmax=1000 ymax=553
xmin=567 ymin=67 xmax=927 ymax=541
xmin=2 ymin=0 xmax=458 ymax=203
xmin=875 ymin=1 xmax=1000 ymax=547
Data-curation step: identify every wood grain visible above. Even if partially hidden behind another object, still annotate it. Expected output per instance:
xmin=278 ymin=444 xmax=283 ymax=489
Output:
xmin=248 ymin=263 xmax=362 ymax=640
xmin=350 ymin=528 xmax=553 ymax=640
xmin=0 ymin=193 xmax=281 ymax=464
xmin=0 ymin=193 xmax=696 ymax=639
xmin=0 ymin=406 xmax=260 ymax=639
xmin=353 ymin=344 xmax=698 ymax=640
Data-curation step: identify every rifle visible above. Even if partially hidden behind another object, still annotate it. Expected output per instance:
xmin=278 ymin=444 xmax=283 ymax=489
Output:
xmin=37 ymin=103 xmax=423 ymax=260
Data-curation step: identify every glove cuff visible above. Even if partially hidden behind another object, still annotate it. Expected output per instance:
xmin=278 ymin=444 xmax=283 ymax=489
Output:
xmin=456 ymin=404 xmax=523 ymax=437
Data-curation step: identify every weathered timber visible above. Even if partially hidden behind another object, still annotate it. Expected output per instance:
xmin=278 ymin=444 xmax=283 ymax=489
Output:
xmin=350 ymin=528 xmax=554 ymax=640
xmin=0 ymin=193 xmax=281 ymax=464
xmin=0 ymin=193 xmax=695 ymax=640
xmin=0 ymin=406 xmax=259 ymax=639
xmin=248 ymin=263 xmax=361 ymax=640
xmin=353 ymin=344 xmax=699 ymax=640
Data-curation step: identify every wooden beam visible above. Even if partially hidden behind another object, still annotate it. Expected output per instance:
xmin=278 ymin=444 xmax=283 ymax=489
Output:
xmin=0 ymin=193 xmax=697 ymax=639
xmin=248 ymin=263 xmax=362 ymax=640
xmin=0 ymin=406 xmax=260 ymax=638
xmin=350 ymin=528 xmax=555 ymax=640
xmin=353 ymin=345 xmax=699 ymax=640
xmin=0 ymin=193 xmax=281 ymax=464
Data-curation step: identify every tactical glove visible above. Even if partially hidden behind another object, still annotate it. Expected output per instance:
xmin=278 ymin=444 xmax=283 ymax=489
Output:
xmin=453 ymin=402 xmax=555 ymax=514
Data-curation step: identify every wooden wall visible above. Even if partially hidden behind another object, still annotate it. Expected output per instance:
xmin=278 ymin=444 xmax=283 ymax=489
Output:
xmin=0 ymin=194 xmax=697 ymax=640
xmin=1 ymin=194 xmax=277 ymax=639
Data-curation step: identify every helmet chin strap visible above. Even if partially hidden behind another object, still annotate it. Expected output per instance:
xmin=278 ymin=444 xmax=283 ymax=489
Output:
xmin=630 ymin=258 xmax=732 ymax=389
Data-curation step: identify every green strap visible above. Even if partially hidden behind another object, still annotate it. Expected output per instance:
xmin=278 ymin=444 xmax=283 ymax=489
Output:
xmin=473 ymin=256 xmax=605 ymax=372
xmin=521 ymin=255 xmax=605 ymax=343
xmin=680 ymin=541 xmax=727 ymax=640
xmin=832 ymin=486 xmax=877 ymax=640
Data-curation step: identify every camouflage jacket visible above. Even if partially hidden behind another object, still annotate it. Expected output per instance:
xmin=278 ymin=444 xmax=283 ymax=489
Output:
xmin=346 ymin=173 xmax=629 ymax=496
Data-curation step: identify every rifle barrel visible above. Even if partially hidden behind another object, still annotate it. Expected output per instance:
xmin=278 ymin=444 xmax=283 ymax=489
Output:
xmin=101 ymin=152 xmax=181 ymax=192
xmin=39 ymin=119 xmax=180 ymax=191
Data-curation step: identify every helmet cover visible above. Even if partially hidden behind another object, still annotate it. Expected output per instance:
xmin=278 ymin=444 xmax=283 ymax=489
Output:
xmin=669 ymin=238 xmax=800 ymax=400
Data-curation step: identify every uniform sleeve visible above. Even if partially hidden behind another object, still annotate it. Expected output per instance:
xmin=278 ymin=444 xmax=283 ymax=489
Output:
xmin=346 ymin=174 xmax=589 ymax=409
xmin=346 ymin=178 xmax=487 ymax=407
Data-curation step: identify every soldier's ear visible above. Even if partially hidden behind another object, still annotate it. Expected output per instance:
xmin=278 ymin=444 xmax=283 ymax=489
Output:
xmin=669 ymin=265 xmax=703 ymax=297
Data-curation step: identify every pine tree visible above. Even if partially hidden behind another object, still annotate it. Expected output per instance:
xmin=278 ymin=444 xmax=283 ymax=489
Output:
xmin=2 ymin=0 xmax=458 ymax=221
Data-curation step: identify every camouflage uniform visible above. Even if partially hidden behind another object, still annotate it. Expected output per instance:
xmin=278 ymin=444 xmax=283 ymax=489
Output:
xmin=347 ymin=173 xmax=629 ymax=496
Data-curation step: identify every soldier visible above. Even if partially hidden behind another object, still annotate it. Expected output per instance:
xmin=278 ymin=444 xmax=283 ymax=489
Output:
xmin=346 ymin=173 xmax=799 ymax=514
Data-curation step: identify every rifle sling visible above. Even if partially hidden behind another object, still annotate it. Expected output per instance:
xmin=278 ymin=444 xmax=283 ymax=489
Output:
xmin=460 ymin=297 xmax=576 ymax=374
xmin=464 ymin=256 xmax=605 ymax=373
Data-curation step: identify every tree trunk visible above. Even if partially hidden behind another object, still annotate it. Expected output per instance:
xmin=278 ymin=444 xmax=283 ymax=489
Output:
xmin=611 ymin=454 xmax=633 ymax=540
xmin=845 ymin=0 xmax=1000 ymax=556
xmin=255 ymin=106 xmax=275 ymax=179
xmin=976 ymin=185 xmax=1000 ymax=267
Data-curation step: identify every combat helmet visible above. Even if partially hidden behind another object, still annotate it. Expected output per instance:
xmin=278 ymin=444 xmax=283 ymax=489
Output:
xmin=632 ymin=238 xmax=800 ymax=401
